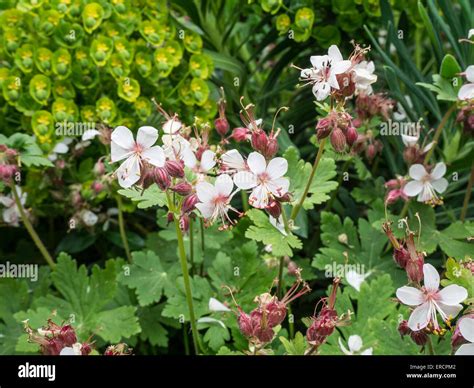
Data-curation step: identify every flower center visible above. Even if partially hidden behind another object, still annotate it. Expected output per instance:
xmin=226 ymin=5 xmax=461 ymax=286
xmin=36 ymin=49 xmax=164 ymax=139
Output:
xmin=257 ymin=172 xmax=270 ymax=185
xmin=133 ymin=142 xmax=144 ymax=154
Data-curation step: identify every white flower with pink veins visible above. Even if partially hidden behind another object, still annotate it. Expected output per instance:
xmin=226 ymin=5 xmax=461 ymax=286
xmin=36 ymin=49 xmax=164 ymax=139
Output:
xmin=396 ymin=263 xmax=467 ymax=331
xmin=300 ymin=45 xmax=351 ymax=101
xmin=352 ymin=60 xmax=377 ymax=94
xmin=220 ymin=149 xmax=247 ymax=174
xmin=111 ymin=126 xmax=165 ymax=188
xmin=233 ymin=152 xmax=289 ymax=209
xmin=403 ymin=162 xmax=448 ymax=203
xmin=458 ymin=65 xmax=474 ymax=100
xmin=186 ymin=149 xmax=216 ymax=175
xmin=195 ymin=174 xmax=239 ymax=226
xmin=455 ymin=317 xmax=474 ymax=355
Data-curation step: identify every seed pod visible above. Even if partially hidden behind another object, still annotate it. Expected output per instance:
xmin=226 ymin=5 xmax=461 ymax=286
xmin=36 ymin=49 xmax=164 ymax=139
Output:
xmin=165 ymin=160 xmax=185 ymax=178
xmin=393 ymin=246 xmax=409 ymax=269
xmin=330 ymin=128 xmax=346 ymax=153
xmin=410 ymin=330 xmax=428 ymax=346
xmin=171 ymin=181 xmax=193 ymax=196
xmin=58 ymin=325 xmax=77 ymax=347
xmin=153 ymin=167 xmax=171 ymax=190
xmin=398 ymin=320 xmax=411 ymax=338
xmin=215 ymin=117 xmax=230 ymax=137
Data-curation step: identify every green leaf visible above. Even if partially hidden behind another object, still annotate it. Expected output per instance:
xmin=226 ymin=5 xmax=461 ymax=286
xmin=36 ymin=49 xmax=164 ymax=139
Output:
xmin=94 ymin=306 xmax=140 ymax=343
xmin=245 ymin=209 xmax=302 ymax=257
xmin=118 ymin=251 xmax=170 ymax=306
xmin=284 ymin=146 xmax=338 ymax=210
xmin=118 ymin=186 xmax=167 ymax=209
xmin=440 ymin=54 xmax=462 ymax=79
xmin=279 ymin=332 xmax=307 ymax=355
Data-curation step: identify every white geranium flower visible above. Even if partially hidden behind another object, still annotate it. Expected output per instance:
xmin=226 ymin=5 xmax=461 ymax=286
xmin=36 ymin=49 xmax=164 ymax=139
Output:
xmin=209 ymin=297 xmax=231 ymax=312
xmin=403 ymin=163 xmax=448 ymax=203
xmin=111 ymin=126 xmax=165 ymax=188
xmin=233 ymin=152 xmax=289 ymax=209
xmin=81 ymin=129 xmax=100 ymax=141
xmin=81 ymin=210 xmax=98 ymax=226
xmin=220 ymin=149 xmax=247 ymax=173
xmin=48 ymin=138 xmax=73 ymax=161
xmin=163 ymin=116 xmax=182 ymax=135
xmin=301 ymin=45 xmax=351 ymax=101
xmin=345 ymin=270 xmax=372 ymax=292
xmin=396 ymin=263 xmax=468 ymax=331
xmin=353 ymin=61 xmax=377 ymax=94
xmin=455 ymin=317 xmax=474 ymax=355
xmin=161 ymin=134 xmax=195 ymax=166
xmin=339 ymin=335 xmax=373 ymax=355
xmin=0 ymin=187 xmax=26 ymax=227
xmin=195 ymin=174 xmax=238 ymax=225
xmin=458 ymin=65 xmax=474 ymax=100
xmin=401 ymin=134 xmax=434 ymax=154
xmin=186 ymin=149 xmax=216 ymax=175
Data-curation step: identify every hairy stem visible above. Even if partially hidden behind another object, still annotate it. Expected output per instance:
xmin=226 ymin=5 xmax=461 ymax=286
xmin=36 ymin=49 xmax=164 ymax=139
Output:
xmin=11 ymin=183 xmax=55 ymax=269
xmin=189 ymin=216 xmax=195 ymax=274
xmin=116 ymin=195 xmax=132 ymax=263
xmin=290 ymin=138 xmax=327 ymax=221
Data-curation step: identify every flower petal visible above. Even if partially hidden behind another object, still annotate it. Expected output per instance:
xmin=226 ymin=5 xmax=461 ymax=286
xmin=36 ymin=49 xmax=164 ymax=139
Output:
xmin=141 ymin=145 xmax=165 ymax=167
xmin=234 ymin=171 xmax=258 ymax=190
xmin=215 ymin=174 xmax=234 ymax=197
xmin=430 ymin=162 xmax=446 ymax=180
xmin=196 ymin=181 xmax=216 ymax=202
xmin=200 ymin=150 xmax=216 ymax=172
xmin=396 ymin=286 xmax=425 ymax=306
xmin=459 ymin=317 xmax=474 ymax=343
xmin=332 ymin=60 xmax=351 ymax=74
xmin=313 ymin=81 xmax=331 ymax=101
xmin=409 ymin=164 xmax=427 ymax=180
xmin=466 ymin=65 xmax=474 ymax=83
xmin=248 ymin=185 xmax=269 ymax=209
xmin=195 ymin=202 xmax=214 ymax=219
xmin=423 ymin=263 xmax=440 ymax=292
xmin=338 ymin=337 xmax=352 ymax=355
xmin=407 ymin=302 xmax=431 ymax=331
xmin=403 ymin=180 xmax=423 ymax=197
xmin=266 ymin=157 xmax=288 ymax=179
xmin=436 ymin=302 xmax=463 ymax=321
xmin=116 ymin=155 xmax=141 ymax=188
xmin=348 ymin=335 xmax=363 ymax=352
xmin=401 ymin=134 xmax=418 ymax=147
xmin=163 ymin=117 xmax=182 ymax=134
xmin=221 ymin=149 xmax=246 ymax=172
xmin=111 ymin=126 xmax=135 ymax=150
xmin=455 ymin=343 xmax=474 ymax=355
xmin=111 ymin=141 xmax=133 ymax=163
xmin=438 ymin=284 xmax=468 ymax=306
xmin=247 ymin=152 xmax=266 ymax=175
xmin=81 ymin=129 xmax=100 ymax=141
xmin=267 ymin=177 xmax=290 ymax=197
xmin=208 ymin=297 xmax=231 ymax=312
xmin=137 ymin=126 xmax=158 ymax=148
xmin=431 ymin=178 xmax=448 ymax=194
xmin=458 ymin=83 xmax=474 ymax=100
xmin=328 ymin=45 xmax=343 ymax=62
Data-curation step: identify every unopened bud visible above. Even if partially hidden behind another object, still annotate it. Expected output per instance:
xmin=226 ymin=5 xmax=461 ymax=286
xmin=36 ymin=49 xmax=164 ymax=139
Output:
xmin=330 ymin=128 xmax=346 ymax=153
xmin=165 ymin=160 xmax=185 ymax=178
xmin=171 ymin=181 xmax=193 ymax=196
xmin=215 ymin=118 xmax=229 ymax=137
xmin=345 ymin=126 xmax=358 ymax=146
xmin=181 ymin=193 xmax=199 ymax=213
xmin=265 ymin=199 xmax=282 ymax=218
xmin=398 ymin=320 xmax=411 ymax=338
xmin=410 ymin=330 xmax=428 ymax=346
xmin=153 ymin=167 xmax=171 ymax=190
xmin=231 ymin=127 xmax=249 ymax=142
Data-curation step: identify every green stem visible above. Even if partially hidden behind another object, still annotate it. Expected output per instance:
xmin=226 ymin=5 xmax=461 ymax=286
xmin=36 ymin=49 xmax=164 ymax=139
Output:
xmin=241 ymin=190 xmax=249 ymax=212
xmin=276 ymin=256 xmax=285 ymax=298
xmin=168 ymin=195 xmax=200 ymax=355
xmin=423 ymin=105 xmax=456 ymax=164
xmin=189 ymin=216 xmax=195 ymax=274
xmin=288 ymin=304 xmax=294 ymax=339
xmin=399 ymin=199 xmax=410 ymax=219
xmin=183 ymin=323 xmax=190 ymax=356
xmin=290 ymin=138 xmax=327 ymax=221
xmin=11 ymin=183 xmax=55 ymax=269
xmin=426 ymin=336 xmax=435 ymax=355
xmin=460 ymin=160 xmax=474 ymax=222
xmin=199 ymin=218 xmax=205 ymax=276
xmin=116 ymin=195 xmax=132 ymax=263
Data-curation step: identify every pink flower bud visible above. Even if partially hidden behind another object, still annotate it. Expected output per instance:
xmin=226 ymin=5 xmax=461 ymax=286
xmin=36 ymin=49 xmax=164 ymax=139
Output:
xmin=171 ymin=181 xmax=193 ymax=196
xmin=238 ymin=309 xmax=254 ymax=338
xmin=165 ymin=160 xmax=185 ymax=178
xmin=393 ymin=246 xmax=409 ymax=269
xmin=306 ymin=307 xmax=338 ymax=346
xmin=330 ymin=128 xmax=346 ymax=153
xmin=406 ymin=254 xmax=424 ymax=283
xmin=265 ymin=198 xmax=282 ymax=218
xmin=153 ymin=167 xmax=171 ymax=190
xmin=91 ymin=181 xmax=104 ymax=194
xmin=345 ymin=126 xmax=358 ymax=146
xmin=410 ymin=330 xmax=428 ymax=346
xmin=265 ymin=137 xmax=279 ymax=159
xmin=182 ymin=193 xmax=199 ymax=213
xmin=398 ymin=320 xmax=411 ymax=338
xmin=179 ymin=214 xmax=190 ymax=233
xmin=58 ymin=325 xmax=77 ymax=347
xmin=251 ymin=130 xmax=268 ymax=154
xmin=94 ymin=160 xmax=105 ymax=176
xmin=231 ymin=127 xmax=250 ymax=142
xmin=316 ymin=118 xmax=331 ymax=140
xmin=81 ymin=342 xmax=93 ymax=355
xmin=215 ymin=117 xmax=229 ymax=137
xmin=365 ymin=143 xmax=376 ymax=160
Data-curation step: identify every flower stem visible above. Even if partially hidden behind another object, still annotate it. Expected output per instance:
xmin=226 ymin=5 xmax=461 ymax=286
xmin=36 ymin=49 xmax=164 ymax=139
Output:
xmin=116 ymin=195 xmax=132 ymax=263
xmin=167 ymin=194 xmax=200 ymax=355
xmin=290 ymin=138 xmax=327 ymax=221
xmin=423 ymin=105 xmax=456 ymax=164
xmin=189 ymin=216 xmax=195 ymax=274
xmin=10 ymin=183 xmax=55 ymax=269
xmin=460 ymin=160 xmax=474 ymax=222
xmin=426 ymin=336 xmax=435 ymax=355
xmin=199 ymin=218 xmax=205 ymax=276
xmin=276 ymin=256 xmax=286 ymax=298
